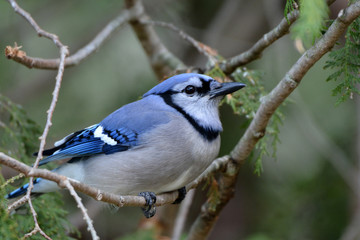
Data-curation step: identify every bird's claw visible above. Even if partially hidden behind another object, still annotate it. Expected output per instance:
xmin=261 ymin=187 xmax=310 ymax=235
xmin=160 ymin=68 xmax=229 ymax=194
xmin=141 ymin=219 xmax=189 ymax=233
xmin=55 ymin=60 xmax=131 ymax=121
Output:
xmin=139 ymin=191 xmax=157 ymax=218
xmin=173 ymin=186 xmax=187 ymax=204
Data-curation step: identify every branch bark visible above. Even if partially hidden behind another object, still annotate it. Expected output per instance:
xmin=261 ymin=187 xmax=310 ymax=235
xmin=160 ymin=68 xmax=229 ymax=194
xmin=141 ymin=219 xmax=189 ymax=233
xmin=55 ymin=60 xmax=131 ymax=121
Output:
xmin=219 ymin=10 xmax=299 ymax=74
xmin=172 ymin=189 xmax=196 ymax=240
xmin=187 ymin=1 xmax=360 ymax=239
xmin=125 ymin=0 xmax=186 ymax=79
xmin=63 ymin=179 xmax=99 ymax=240
xmin=1 ymin=152 xmax=232 ymax=210
xmin=219 ymin=0 xmax=337 ymax=74
xmin=142 ymin=20 xmax=218 ymax=65
xmin=187 ymin=159 xmax=240 ymax=240
xmin=5 ymin=9 xmax=132 ymax=69
xmin=232 ymin=0 xmax=360 ymax=165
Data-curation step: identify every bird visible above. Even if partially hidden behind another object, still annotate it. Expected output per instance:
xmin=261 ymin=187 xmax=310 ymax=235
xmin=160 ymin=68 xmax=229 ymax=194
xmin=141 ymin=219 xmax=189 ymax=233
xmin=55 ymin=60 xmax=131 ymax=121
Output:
xmin=6 ymin=73 xmax=245 ymax=218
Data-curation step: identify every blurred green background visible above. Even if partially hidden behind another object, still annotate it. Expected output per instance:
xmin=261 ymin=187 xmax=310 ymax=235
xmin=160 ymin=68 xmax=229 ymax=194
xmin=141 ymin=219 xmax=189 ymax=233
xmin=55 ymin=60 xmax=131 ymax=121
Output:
xmin=0 ymin=0 xmax=357 ymax=239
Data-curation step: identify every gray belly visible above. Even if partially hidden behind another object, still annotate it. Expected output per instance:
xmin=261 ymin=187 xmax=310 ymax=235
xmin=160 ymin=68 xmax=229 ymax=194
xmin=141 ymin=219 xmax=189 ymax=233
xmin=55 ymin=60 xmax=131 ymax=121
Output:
xmin=80 ymin=120 xmax=221 ymax=195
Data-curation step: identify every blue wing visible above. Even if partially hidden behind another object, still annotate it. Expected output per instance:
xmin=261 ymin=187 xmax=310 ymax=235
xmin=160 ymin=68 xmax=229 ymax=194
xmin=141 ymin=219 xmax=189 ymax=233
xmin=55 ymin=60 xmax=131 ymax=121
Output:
xmin=37 ymin=96 xmax=173 ymax=166
xmin=38 ymin=124 xmax=138 ymax=166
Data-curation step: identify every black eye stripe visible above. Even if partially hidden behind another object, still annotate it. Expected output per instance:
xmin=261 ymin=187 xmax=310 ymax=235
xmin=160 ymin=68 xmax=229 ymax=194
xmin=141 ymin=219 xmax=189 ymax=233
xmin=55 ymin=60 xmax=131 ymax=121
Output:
xmin=196 ymin=78 xmax=211 ymax=95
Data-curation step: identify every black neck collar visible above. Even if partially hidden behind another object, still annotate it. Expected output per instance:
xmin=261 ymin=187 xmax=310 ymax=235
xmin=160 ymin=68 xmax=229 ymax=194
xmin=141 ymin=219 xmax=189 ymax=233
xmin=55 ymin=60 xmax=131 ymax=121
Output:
xmin=159 ymin=94 xmax=220 ymax=141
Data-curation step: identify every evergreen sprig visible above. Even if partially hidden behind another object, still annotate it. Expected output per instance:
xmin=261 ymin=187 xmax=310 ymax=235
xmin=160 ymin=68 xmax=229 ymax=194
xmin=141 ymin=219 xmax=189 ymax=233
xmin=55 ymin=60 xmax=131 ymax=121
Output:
xmin=290 ymin=0 xmax=329 ymax=47
xmin=0 ymin=95 xmax=77 ymax=239
xmin=207 ymin=67 xmax=284 ymax=175
xmin=324 ymin=13 xmax=360 ymax=105
xmin=284 ymin=0 xmax=297 ymax=22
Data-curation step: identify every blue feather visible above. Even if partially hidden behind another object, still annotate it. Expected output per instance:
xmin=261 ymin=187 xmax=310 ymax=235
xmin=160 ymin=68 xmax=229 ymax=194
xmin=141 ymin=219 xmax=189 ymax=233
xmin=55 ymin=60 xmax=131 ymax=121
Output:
xmin=38 ymin=124 xmax=139 ymax=166
xmin=6 ymin=178 xmax=42 ymax=199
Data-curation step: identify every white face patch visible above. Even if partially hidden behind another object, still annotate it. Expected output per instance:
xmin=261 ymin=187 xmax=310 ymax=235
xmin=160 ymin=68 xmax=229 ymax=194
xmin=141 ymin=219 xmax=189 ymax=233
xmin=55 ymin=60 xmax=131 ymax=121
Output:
xmin=171 ymin=77 xmax=223 ymax=131
xmin=172 ymin=93 xmax=222 ymax=131
xmin=94 ymin=126 xmax=117 ymax=146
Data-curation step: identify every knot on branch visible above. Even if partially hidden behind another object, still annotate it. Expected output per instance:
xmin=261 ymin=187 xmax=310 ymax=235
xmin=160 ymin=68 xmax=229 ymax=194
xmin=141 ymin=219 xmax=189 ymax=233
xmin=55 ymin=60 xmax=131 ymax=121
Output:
xmin=225 ymin=157 xmax=240 ymax=177
xmin=284 ymin=75 xmax=298 ymax=89
xmin=253 ymin=129 xmax=265 ymax=139
xmin=58 ymin=176 xmax=69 ymax=189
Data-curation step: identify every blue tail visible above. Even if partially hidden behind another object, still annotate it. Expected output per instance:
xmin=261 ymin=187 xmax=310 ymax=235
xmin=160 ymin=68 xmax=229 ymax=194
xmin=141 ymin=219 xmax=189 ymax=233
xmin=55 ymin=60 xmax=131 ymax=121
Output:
xmin=6 ymin=178 xmax=42 ymax=199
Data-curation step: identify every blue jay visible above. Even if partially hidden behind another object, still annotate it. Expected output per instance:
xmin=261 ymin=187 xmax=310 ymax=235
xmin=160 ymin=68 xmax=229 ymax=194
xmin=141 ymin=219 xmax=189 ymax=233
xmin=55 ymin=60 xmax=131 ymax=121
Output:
xmin=6 ymin=73 xmax=245 ymax=218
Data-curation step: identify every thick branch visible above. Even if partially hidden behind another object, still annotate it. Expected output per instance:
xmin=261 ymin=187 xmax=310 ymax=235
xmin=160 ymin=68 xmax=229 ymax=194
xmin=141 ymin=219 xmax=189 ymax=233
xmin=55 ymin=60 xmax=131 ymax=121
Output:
xmin=187 ymin=2 xmax=360 ymax=239
xmin=232 ymin=1 xmax=360 ymax=163
xmin=187 ymin=159 xmax=239 ymax=240
xmin=125 ymin=0 xmax=186 ymax=79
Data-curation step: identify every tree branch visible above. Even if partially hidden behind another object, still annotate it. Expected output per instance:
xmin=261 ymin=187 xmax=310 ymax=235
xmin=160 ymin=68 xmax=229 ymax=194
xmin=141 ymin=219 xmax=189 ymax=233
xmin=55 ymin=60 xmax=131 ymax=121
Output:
xmin=232 ymin=1 xmax=360 ymax=163
xmin=125 ymin=0 xmax=186 ymax=79
xmin=187 ymin=1 xmax=360 ymax=239
xmin=5 ymin=9 xmax=132 ymax=70
xmin=219 ymin=10 xmax=299 ymax=74
xmin=187 ymin=159 xmax=239 ymax=240
xmin=219 ymin=0 xmax=337 ymax=74
xmin=172 ymin=189 xmax=196 ymax=240
xmin=6 ymin=1 xmax=70 ymax=238
xmin=1 ymin=152 xmax=231 ymax=210
xmin=63 ymin=179 xmax=99 ymax=240
xmin=7 ymin=0 xmax=66 ymax=48
xmin=141 ymin=20 xmax=218 ymax=65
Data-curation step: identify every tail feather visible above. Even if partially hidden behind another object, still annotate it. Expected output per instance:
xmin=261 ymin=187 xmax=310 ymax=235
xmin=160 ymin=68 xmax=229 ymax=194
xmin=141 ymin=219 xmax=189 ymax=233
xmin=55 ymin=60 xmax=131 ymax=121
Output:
xmin=6 ymin=178 xmax=42 ymax=199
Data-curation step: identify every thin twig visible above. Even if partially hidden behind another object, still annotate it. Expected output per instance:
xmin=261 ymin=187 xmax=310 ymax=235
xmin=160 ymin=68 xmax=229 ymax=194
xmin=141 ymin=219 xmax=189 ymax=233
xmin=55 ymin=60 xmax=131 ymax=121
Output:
xmin=142 ymin=20 xmax=218 ymax=65
xmin=24 ymin=196 xmax=52 ymax=240
xmin=219 ymin=10 xmax=299 ymax=74
xmin=5 ymin=9 xmax=132 ymax=70
xmin=63 ymin=179 xmax=99 ymax=240
xmin=7 ymin=0 xmax=69 ymax=238
xmin=7 ymin=0 xmax=65 ymax=48
xmin=172 ymin=189 xmax=196 ymax=240
xmin=20 ymin=45 xmax=68 ymax=239
xmin=219 ymin=0 xmax=337 ymax=74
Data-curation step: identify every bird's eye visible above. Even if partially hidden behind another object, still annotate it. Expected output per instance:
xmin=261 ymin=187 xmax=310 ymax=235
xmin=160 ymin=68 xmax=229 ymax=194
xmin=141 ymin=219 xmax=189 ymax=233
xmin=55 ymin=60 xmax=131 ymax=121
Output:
xmin=184 ymin=85 xmax=196 ymax=95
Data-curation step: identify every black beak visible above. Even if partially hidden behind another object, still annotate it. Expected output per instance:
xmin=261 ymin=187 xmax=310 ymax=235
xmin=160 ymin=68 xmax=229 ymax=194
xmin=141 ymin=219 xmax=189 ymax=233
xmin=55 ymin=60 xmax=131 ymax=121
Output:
xmin=209 ymin=82 xmax=246 ymax=99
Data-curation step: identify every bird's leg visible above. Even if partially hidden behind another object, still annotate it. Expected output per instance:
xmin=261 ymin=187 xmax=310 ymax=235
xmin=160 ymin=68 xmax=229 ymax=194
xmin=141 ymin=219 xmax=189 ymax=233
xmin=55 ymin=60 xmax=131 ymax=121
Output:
xmin=138 ymin=191 xmax=157 ymax=218
xmin=172 ymin=186 xmax=187 ymax=204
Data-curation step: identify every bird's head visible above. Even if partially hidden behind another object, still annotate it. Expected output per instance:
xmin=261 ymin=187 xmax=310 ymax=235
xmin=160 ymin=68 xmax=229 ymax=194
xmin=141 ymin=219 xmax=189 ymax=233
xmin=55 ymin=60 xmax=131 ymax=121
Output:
xmin=144 ymin=73 xmax=245 ymax=104
xmin=143 ymin=73 xmax=245 ymax=140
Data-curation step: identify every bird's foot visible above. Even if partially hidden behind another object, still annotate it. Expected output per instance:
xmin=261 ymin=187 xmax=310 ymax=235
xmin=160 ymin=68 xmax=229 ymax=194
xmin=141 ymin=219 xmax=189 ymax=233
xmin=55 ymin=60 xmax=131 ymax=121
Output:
xmin=139 ymin=191 xmax=157 ymax=218
xmin=172 ymin=186 xmax=187 ymax=204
